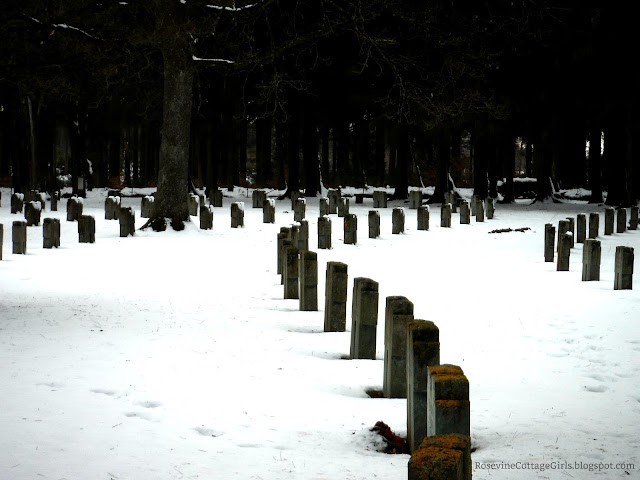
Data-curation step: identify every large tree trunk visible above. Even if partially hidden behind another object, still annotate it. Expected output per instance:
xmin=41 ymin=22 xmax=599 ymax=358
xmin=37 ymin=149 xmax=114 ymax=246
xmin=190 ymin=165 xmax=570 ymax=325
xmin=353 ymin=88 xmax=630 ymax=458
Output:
xmin=588 ymin=125 xmax=603 ymax=203
xmin=153 ymin=49 xmax=194 ymax=226
xmin=394 ymin=124 xmax=409 ymax=199
xmin=603 ymin=112 xmax=629 ymax=206
xmin=302 ymin=112 xmax=320 ymax=196
xmin=534 ymin=129 xmax=554 ymax=201
xmin=473 ymin=133 xmax=489 ymax=199
xmin=500 ymin=134 xmax=515 ymax=203
xmin=255 ymin=117 xmax=272 ymax=187
xmin=431 ymin=129 xmax=450 ymax=203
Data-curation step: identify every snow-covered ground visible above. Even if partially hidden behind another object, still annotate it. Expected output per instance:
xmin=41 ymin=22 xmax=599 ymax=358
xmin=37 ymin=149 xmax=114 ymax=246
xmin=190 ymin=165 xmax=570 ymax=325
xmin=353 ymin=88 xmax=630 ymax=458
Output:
xmin=1 ymin=186 xmax=638 ymax=480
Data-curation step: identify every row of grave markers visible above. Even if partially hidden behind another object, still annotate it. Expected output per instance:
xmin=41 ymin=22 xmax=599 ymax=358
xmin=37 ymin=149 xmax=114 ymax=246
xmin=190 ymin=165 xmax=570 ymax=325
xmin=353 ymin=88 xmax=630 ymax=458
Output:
xmin=545 ymin=206 xmax=637 ymax=290
xmin=275 ymin=223 xmax=472 ymax=480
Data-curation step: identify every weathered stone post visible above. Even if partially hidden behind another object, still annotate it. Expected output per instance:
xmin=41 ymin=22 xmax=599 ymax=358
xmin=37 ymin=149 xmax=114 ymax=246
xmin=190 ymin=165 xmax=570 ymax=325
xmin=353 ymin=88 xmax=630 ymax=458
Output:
xmin=231 ymin=202 xmax=244 ymax=228
xmin=324 ymin=262 xmax=348 ymax=332
xmin=337 ymin=197 xmax=350 ymax=217
xmin=475 ymin=198 xmax=485 ymax=222
xmin=67 ymin=196 xmax=83 ymax=221
xmin=369 ymin=210 xmax=380 ymax=239
xmin=328 ymin=189 xmax=340 ymax=214
xmin=277 ymin=227 xmax=290 ymax=275
xmin=290 ymin=191 xmax=303 ymax=210
xmin=299 ymin=250 xmax=318 ymax=311
xmin=50 ymin=191 xmax=58 ymax=211
xmin=141 ymin=196 xmax=155 ymax=218
xmin=284 ymin=245 xmax=299 ymax=299
xmin=406 ymin=320 xmax=440 ymax=453
xmin=557 ymin=232 xmax=571 ymax=271
xmin=589 ymin=212 xmax=599 ymax=238
xmin=25 ymin=201 xmax=42 ymax=226
xmin=441 ymin=204 xmax=452 ymax=228
xmin=604 ymin=207 xmax=614 ymax=235
xmin=383 ymin=296 xmax=414 ymax=398
xmin=544 ymin=223 xmax=555 ymax=262
xmin=485 ymin=197 xmax=495 ymax=219
xmin=188 ymin=193 xmax=199 ymax=216
xmin=12 ymin=221 xmax=27 ymax=254
xmin=417 ymin=206 xmax=430 ymax=231
xmin=280 ymin=239 xmax=292 ymax=285
xmin=11 ymin=193 xmax=24 ymax=214
xmin=426 ymin=364 xmax=470 ymax=437
xmin=263 ymin=198 xmax=276 ymax=224
xmin=344 ymin=214 xmax=357 ymax=245
xmin=210 ymin=189 xmax=223 ymax=207
xmin=470 ymin=195 xmax=479 ymax=216
xmin=252 ymin=189 xmax=266 ymax=208
xmin=582 ymin=239 xmax=601 ymax=281
xmin=408 ymin=434 xmax=472 ymax=480
xmin=119 ymin=206 xmax=135 ymax=237
xmin=350 ymin=278 xmax=379 ymax=360
xmin=200 ymin=205 xmax=214 ymax=229
xmin=557 ymin=219 xmax=570 ymax=251
xmin=373 ymin=190 xmax=387 ymax=208
xmin=35 ymin=192 xmax=46 ymax=211
xmin=566 ymin=217 xmax=575 ymax=247
xmin=576 ymin=213 xmax=586 ymax=244
xmin=297 ymin=220 xmax=309 ymax=251
xmin=43 ymin=218 xmax=61 ymax=249
xmin=290 ymin=224 xmax=300 ymax=253
xmin=409 ymin=190 xmax=422 ymax=209
xmin=444 ymin=193 xmax=457 ymax=213
xmin=617 ymin=208 xmax=627 ymax=234
xmin=199 ymin=193 xmax=207 ymax=208
xmin=459 ymin=201 xmax=470 ymax=225
xmin=614 ymin=246 xmax=634 ymax=290
xmin=78 ymin=215 xmax=96 ymax=243
xmin=318 ymin=216 xmax=332 ymax=249
xmin=630 ymin=206 xmax=639 ymax=230
xmin=392 ymin=207 xmax=405 ymax=234
xmin=105 ymin=196 xmax=121 ymax=220
xmin=319 ymin=197 xmax=329 ymax=216
xmin=294 ymin=198 xmax=306 ymax=222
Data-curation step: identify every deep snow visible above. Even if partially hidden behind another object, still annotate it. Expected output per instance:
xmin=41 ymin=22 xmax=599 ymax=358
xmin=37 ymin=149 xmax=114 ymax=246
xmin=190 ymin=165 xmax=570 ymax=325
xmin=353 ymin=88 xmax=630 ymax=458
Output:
xmin=1 ymin=186 xmax=639 ymax=480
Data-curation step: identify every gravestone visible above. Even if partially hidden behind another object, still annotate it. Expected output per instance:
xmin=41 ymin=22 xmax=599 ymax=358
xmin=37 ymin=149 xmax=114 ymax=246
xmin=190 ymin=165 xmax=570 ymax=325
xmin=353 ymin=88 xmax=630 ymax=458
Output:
xmin=485 ymin=197 xmax=495 ymax=219
xmin=383 ymin=296 xmax=414 ymax=398
xmin=441 ymin=203 xmax=452 ymax=228
xmin=373 ymin=190 xmax=387 ymax=208
xmin=589 ymin=212 xmax=599 ymax=239
xmin=576 ymin=213 xmax=586 ymax=244
xmin=280 ymin=239 xmax=292 ymax=285
xmin=199 ymin=193 xmax=207 ymax=207
xmin=318 ymin=216 xmax=332 ymax=249
xmin=406 ymin=320 xmax=440 ymax=453
xmin=327 ymin=189 xmax=341 ymax=214
xmin=11 ymin=193 xmax=24 ymax=214
xmin=105 ymin=196 xmax=121 ymax=220
xmin=319 ymin=197 xmax=330 ymax=216
xmin=557 ymin=219 xmax=570 ymax=251
xmin=604 ymin=207 xmax=614 ymax=235
xmin=444 ymin=193 xmax=457 ymax=213
xmin=119 ymin=206 xmax=135 ymax=237
xmin=200 ymin=205 xmax=214 ymax=230
xmin=50 ymin=191 xmax=58 ymax=211
xmin=290 ymin=224 xmax=300 ymax=253
xmin=284 ymin=245 xmax=299 ymax=299
xmin=252 ymin=190 xmax=266 ymax=208
xmin=544 ymin=223 xmax=555 ymax=262
xmin=350 ymin=278 xmax=379 ymax=360
xmin=475 ymin=198 xmax=485 ymax=222
xmin=324 ymin=262 xmax=348 ymax=332
xmin=290 ymin=191 xmax=303 ymax=210
xmin=344 ymin=214 xmax=357 ymax=245
xmin=426 ymin=364 xmax=470 ymax=437
xmin=630 ymin=206 xmax=639 ymax=230
xmin=566 ymin=217 xmax=575 ymax=247
xmin=78 ymin=215 xmax=96 ymax=243
xmin=459 ymin=201 xmax=470 ymax=225
xmin=294 ymin=198 xmax=306 ymax=222
xmin=557 ymin=232 xmax=571 ymax=271
xmin=299 ymin=250 xmax=318 ymax=311
xmin=614 ymin=246 xmax=634 ymax=290
xmin=12 ymin=221 xmax=27 ymax=254
xmin=470 ymin=195 xmax=479 ymax=216
xmin=408 ymin=434 xmax=472 ymax=480
xmin=141 ymin=196 xmax=155 ymax=218
xmin=188 ymin=193 xmax=199 ymax=216
xmin=210 ymin=189 xmax=223 ymax=207
xmin=277 ymin=228 xmax=290 ymax=275
xmin=369 ymin=210 xmax=380 ymax=238
xmin=409 ymin=190 xmax=422 ymax=209
xmin=337 ymin=197 xmax=349 ymax=217
xmin=582 ymin=239 xmax=601 ymax=281
xmin=392 ymin=207 xmax=405 ymax=234
xmin=25 ymin=201 xmax=42 ymax=226
xmin=617 ymin=208 xmax=627 ymax=234
xmin=67 ymin=197 xmax=83 ymax=222
xmin=231 ymin=202 xmax=244 ymax=228
xmin=298 ymin=220 xmax=309 ymax=251
xmin=417 ymin=206 xmax=430 ymax=231
xmin=263 ymin=198 xmax=276 ymax=223
xmin=43 ymin=218 xmax=61 ymax=249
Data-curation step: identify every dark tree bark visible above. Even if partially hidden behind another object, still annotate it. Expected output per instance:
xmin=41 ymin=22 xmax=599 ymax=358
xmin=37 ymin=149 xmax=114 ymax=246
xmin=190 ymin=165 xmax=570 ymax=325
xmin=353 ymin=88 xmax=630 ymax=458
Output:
xmin=373 ymin=120 xmax=386 ymax=187
xmin=525 ymin=141 xmax=533 ymax=178
xmin=431 ymin=129 xmax=450 ymax=203
xmin=534 ymin=129 xmax=554 ymax=201
xmin=500 ymin=135 xmax=516 ymax=203
xmin=588 ymin=126 xmax=603 ymax=203
xmin=473 ymin=133 xmax=489 ymax=199
xmin=286 ymin=113 xmax=300 ymax=194
xmin=603 ymin=113 xmax=629 ymax=206
xmin=255 ymin=117 xmax=272 ymax=187
xmin=394 ymin=124 xmax=409 ymax=199
xmin=302 ymin=112 xmax=320 ymax=196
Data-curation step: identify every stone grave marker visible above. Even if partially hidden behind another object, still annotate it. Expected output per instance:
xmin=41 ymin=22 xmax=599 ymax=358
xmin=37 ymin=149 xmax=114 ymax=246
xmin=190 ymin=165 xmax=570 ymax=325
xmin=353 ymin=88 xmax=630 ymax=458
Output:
xmin=231 ymin=202 xmax=244 ymax=228
xmin=119 ymin=206 xmax=135 ymax=237
xmin=576 ymin=213 xmax=586 ymax=244
xmin=373 ymin=190 xmax=387 ymax=208
xmin=589 ymin=212 xmax=599 ymax=239
xmin=318 ymin=216 xmax=332 ymax=249
xmin=299 ymin=250 xmax=318 ymax=311
xmin=350 ymin=278 xmax=379 ymax=360
xmin=294 ymin=198 xmax=306 ymax=222
xmin=319 ymin=197 xmax=329 ymax=216
xmin=614 ymin=246 xmax=634 ymax=290
xmin=11 ymin=193 xmax=24 ymax=214
xmin=417 ymin=206 xmax=429 ymax=231
xmin=337 ymin=197 xmax=349 ymax=217
xmin=78 ymin=215 xmax=96 ymax=243
xmin=617 ymin=208 xmax=627 ymax=234
xmin=544 ymin=223 xmax=555 ymax=262
xmin=441 ymin=203 xmax=452 ymax=228
xmin=383 ymin=296 xmax=414 ymax=398
xmin=263 ymin=198 xmax=276 ymax=223
xmin=369 ymin=210 xmax=380 ymax=238
xmin=324 ymin=262 xmax=348 ymax=332
xmin=200 ymin=205 xmax=214 ymax=230
xmin=582 ymin=239 xmax=601 ymax=281
xmin=604 ymin=207 xmax=614 ymax=235
xmin=392 ymin=207 xmax=405 ymax=234
xmin=284 ymin=245 xmax=299 ymax=299
xmin=25 ymin=201 xmax=42 ymax=226
xmin=43 ymin=218 xmax=61 ymax=249
xmin=12 ymin=221 xmax=27 ymax=254
xmin=409 ymin=190 xmax=422 ymax=209
xmin=344 ymin=214 xmax=357 ymax=245
xmin=426 ymin=364 xmax=470 ymax=437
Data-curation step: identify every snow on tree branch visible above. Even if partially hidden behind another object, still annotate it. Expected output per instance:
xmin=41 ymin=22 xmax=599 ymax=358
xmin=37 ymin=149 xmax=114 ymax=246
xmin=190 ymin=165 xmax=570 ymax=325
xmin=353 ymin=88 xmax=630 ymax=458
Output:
xmin=192 ymin=55 xmax=235 ymax=64
xmin=205 ymin=2 xmax=258 ymax=12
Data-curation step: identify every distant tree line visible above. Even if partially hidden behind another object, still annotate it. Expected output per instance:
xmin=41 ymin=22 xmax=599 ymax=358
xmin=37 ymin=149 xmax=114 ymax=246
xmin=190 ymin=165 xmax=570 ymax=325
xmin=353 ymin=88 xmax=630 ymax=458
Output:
xmin=1 ymin=1 xmax=638 ymax=225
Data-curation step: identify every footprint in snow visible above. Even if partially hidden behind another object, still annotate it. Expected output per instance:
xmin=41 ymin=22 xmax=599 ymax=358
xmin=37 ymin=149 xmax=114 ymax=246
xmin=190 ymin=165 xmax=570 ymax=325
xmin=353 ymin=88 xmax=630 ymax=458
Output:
xmin=125 ymin=411 xmax=153 ymax=421
xmin=584 ymin=384 xmax=608 ymax=393
xmin=193 ymin=426 xmax=224 ymax=437
xmin=136 ymin=400 xmax=162 ymax=409
xmin=91 ymin=388 xmax=118 ymax=397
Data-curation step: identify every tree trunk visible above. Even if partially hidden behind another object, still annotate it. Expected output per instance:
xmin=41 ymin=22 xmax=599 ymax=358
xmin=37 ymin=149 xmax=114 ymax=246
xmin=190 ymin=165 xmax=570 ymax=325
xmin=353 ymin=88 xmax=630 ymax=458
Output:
xmin=473 ymin=133 xmax=489 ymax=199
xmin=286 ymin=113 xmax=300 ymax=194
xmin=302 ymin=112 xmax=320 ymax=196
xmin=431 ymin=129 xmax=450 ymax=203
xmin=534 ymin=129 xmax=554 ymax=201
xmin=255 ymin=117 xmax=272 ymax=187
xmin=394 ymin=124 xmax=409 ymax=199
xmin=588 ymin=126 xmax=603 ymax=203
xmin=603 ymin=112 xmax=629 ymax=206
xmin=500 ymin=135 xmax=516 ymax=203
xmin=153 ymin=49 xmax=194 ymax=225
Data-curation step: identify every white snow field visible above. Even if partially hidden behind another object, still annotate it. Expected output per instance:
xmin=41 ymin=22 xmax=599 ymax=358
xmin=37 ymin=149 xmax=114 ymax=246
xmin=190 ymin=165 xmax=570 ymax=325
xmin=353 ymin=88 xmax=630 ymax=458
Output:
xmin=1 ymin=186 xmax=639 ymax=480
